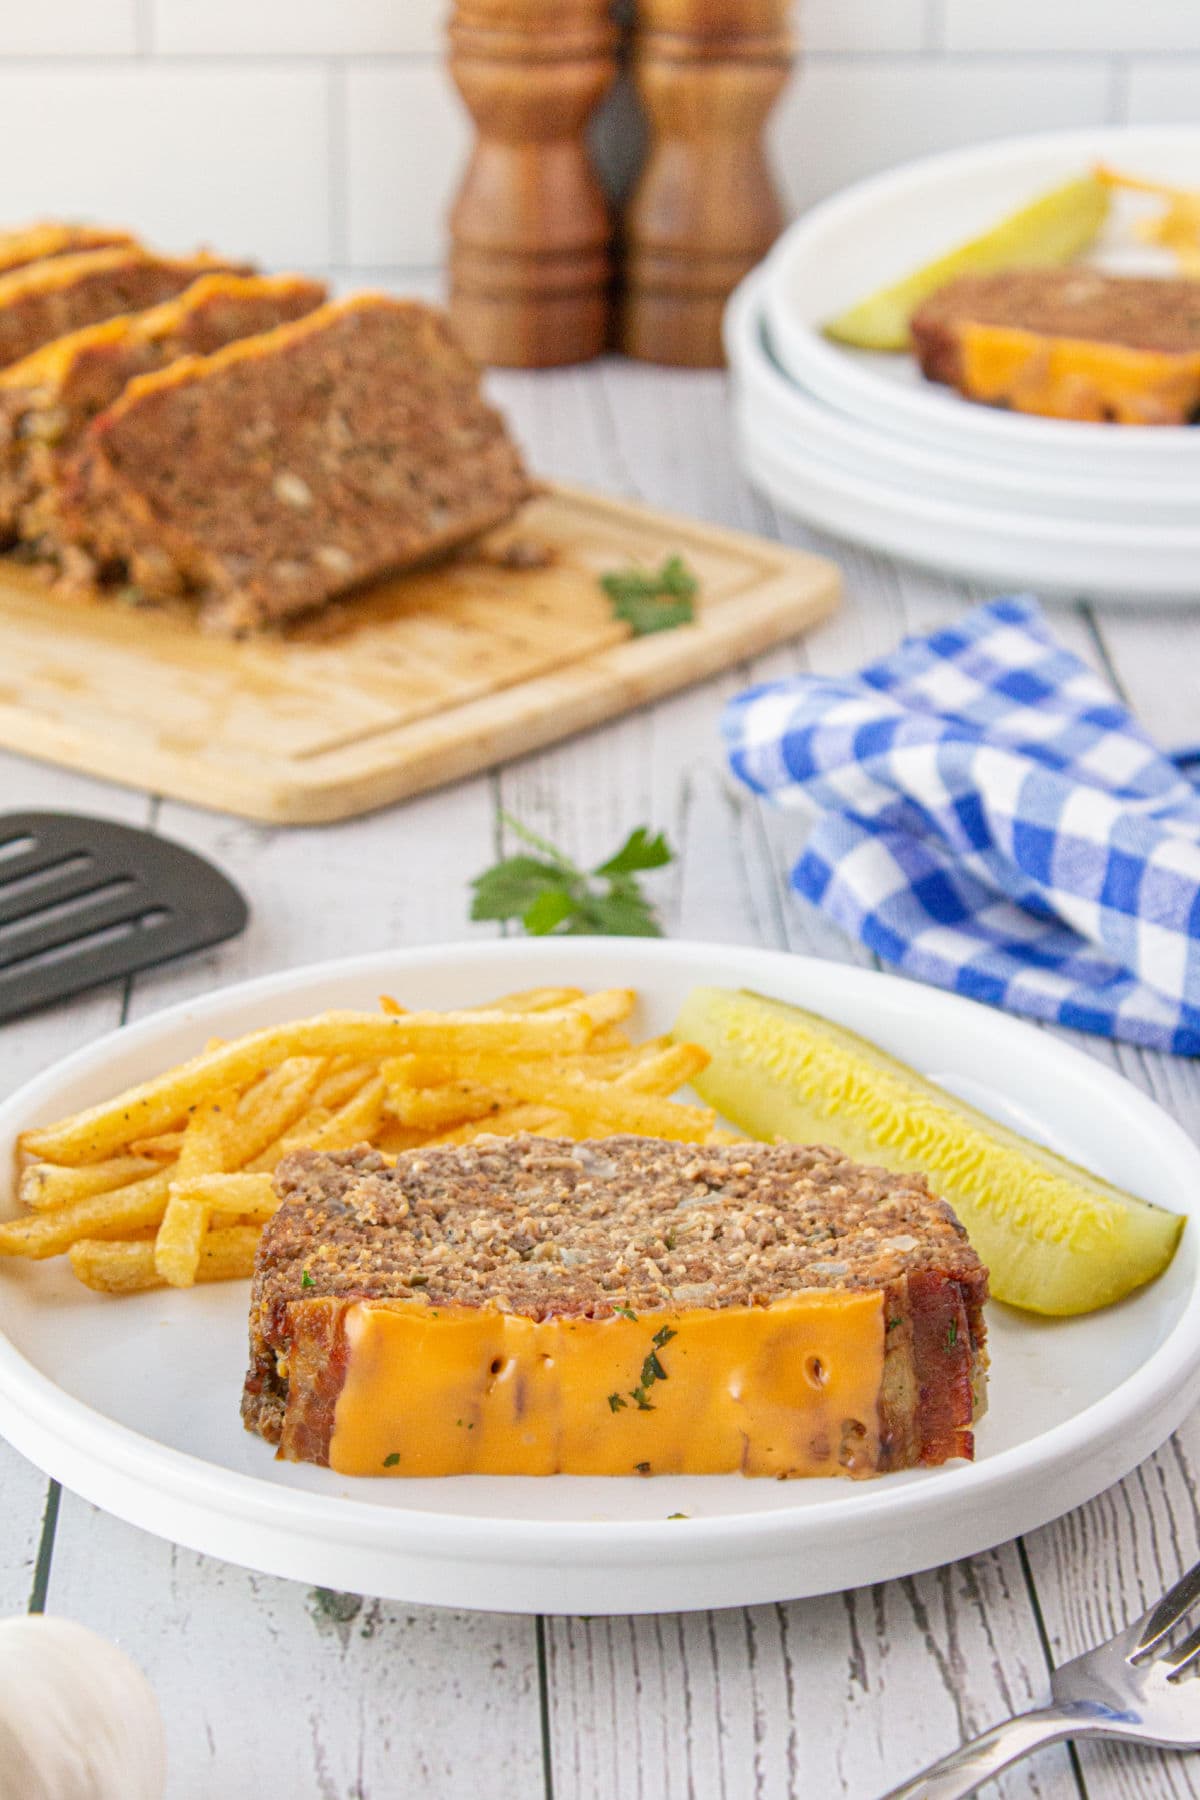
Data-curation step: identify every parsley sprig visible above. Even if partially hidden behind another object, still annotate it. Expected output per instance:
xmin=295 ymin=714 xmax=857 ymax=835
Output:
xmin=470 ymin=813 xmax=672 ymax=938
xmin=600 ymin=555 xmax=698 ymax=636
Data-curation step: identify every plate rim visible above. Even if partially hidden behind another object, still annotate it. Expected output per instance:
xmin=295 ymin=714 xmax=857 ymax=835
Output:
xmin=2 ymin=938 xmax=1199 ymax=1590
xmin=734 ymin=407 xmax=1200 ymax=597
xmin=761 ymin=122 xmax=1200 ymax=463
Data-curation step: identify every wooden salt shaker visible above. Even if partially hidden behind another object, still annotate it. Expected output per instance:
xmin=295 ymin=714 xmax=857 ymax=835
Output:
xmin=620 ymin=0 xmax=794 ymax=367
xmin=447 ymin=0 xmax=618 ymax=367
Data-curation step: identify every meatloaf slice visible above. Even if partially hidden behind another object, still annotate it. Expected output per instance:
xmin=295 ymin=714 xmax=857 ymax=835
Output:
xmin=59 ymin=293 xmax=533 ymax=631
xmin=0 ymin=222 xmax=138 ymax=279
xmin=0 ymin=273 xmax=327 ymax=553
xmin=0 ymin=248 xmax=253 ymax=376
xmin=911 ymin=268 xmax=1200 ymax=424
xmin=243 ymin=1137 xmax=988 ymax=1479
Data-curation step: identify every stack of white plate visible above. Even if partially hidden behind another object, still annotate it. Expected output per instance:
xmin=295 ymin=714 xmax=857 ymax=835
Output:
xmin=727 ymin=126 xmax=1200 ymax=602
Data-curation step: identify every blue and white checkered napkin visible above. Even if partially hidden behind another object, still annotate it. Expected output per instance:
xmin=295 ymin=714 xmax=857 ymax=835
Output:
xmin=724 ymin=595 xmax=1200 ymax=1054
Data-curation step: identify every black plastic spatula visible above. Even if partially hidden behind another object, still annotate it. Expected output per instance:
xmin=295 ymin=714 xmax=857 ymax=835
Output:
xmin=0 ymin=812 xmax=248 ymax=1025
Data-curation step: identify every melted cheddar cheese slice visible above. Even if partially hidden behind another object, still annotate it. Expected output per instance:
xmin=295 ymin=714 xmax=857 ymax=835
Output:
xmin=959 ymin=321 xmax=1200 ymax=424
xmin=328 ymin=1290 xmax=886 ymax=1479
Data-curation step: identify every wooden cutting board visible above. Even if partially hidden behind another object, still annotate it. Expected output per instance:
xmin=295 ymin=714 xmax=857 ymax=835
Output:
xmin=0 ymin=484 xmax=839 ymax=824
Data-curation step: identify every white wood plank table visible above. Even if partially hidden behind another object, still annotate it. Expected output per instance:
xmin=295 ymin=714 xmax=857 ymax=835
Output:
xmin=2 ymin=361 xmax=1199 ymax=1800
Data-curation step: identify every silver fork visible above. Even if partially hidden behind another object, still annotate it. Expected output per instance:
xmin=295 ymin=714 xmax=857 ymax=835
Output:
xmin=880 ymin=1557 xmax=1200 ymax=1798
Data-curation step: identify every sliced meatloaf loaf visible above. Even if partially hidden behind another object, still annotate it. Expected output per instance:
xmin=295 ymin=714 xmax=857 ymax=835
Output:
xmin=0 ymin=246 xmax=252 ymax=375
xmin=243 ymin=1137 xmax=989 ymax=1479
xmin=58 ymin=293 xmax=533 ymax=631
xmin=0 ymin=272 xmax=328 ymax=552
xmin=911 ymin=268 xmax=1200 ymax=424
xmin=0 ymin=222 xmax=138 ymax=279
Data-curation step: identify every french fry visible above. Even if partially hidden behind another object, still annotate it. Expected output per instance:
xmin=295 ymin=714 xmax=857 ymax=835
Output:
xmin=223 ymin=1057 xmax=324 ymax=1168
xmin=18 ymin=1155 xmax=163 ymax=1211
xmin=126 ymin=1131 xmax=185 ymax=1159
xmin=387 ymin=1053 xmax=714 ymax=1141
xmin=0 ymin=1170 xmax=170 ymax=1259
xmin=584 ymin=1026 xmax=633 ymax=1053
xmin=475 ymin=986 xmax=585 ymax=1013
xmin=564 ymin=989 xmax=637 ymax=1034
xmin=470 ymin=1064 xmax=714 ymax=1140
xmin=381 ymin=1056 xmax=510 ymax=1129
xmin=386 ymin=1082 xmax=509 ymax=1131
xmin=168 ymin=1172 xmax=278 ymax=1224
xmin=311 ymin=1062 xmax=375 ymax=1111
xmin=246 ymin=1105 xmax=332 ymax=1170
xmin=22 ymin=1008 xmax=596 ymax=1165
xmin=155 ymin=1087 xmax=236 ymax=1288
xmin=425 ymin=1105 xmax=573 ymax=1147
xmin=70 ymin=1225 xmax=261 ymax=1295
xmin=613 ymin=1042 xmax=710 ymax=1097
xmin=303 ymin=1075 xmax=388 ymax=1153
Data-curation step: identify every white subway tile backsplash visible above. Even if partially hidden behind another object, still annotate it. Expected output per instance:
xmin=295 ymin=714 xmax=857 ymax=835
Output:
xmin=946 ymin=0 xmax=1200 ymax=53
xmin=0 ymin=0 xmax=1190 ymax=278
xmin=153 ymin=0 xmax=446 ymax=57
xmin=772 ymin=61 xmax=1112 ymax=216
xmin=0 ymin=68 xmax=331 ymax=266
xmin=346 ymin=64 xmax=470 ymax=268
xmin=801 ymin=0 xmax=927 ymax=55
xmin=1126 ymin=60 xmax=1200 ymax=122
xmin=0 ymin=0 xmax=137 ymax=56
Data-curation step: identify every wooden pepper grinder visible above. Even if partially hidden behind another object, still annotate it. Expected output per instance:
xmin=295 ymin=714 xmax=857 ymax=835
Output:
xmin=448 ymin=0 xmax=618 ymax=367
xmin=620 ymin=0 xmax=794 ymax=367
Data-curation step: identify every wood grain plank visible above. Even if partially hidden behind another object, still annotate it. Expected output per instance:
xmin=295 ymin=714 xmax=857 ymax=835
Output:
xmin=0 ymin=755 xmax=150 ymax=1614
xmin=44 ymin=1499 xmax=544 ymax=1800
xmin=1085 ymin=603 xmax=1200 ymax=754
xmin=546 ymin=1553 xmax=1076 ymax=1800
xmin=1019 ymin=1019 xmax=1200 ymax=1800
xmin=1006 ymin=602 xmax=1200 ymax=1800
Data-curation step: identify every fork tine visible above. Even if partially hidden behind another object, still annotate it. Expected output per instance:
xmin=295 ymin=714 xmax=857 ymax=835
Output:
xmin=1132 ymin=1558 xmax=1200 ymax=1657
xmin=1162 ymin=1620 xmax=1200 ymax=1678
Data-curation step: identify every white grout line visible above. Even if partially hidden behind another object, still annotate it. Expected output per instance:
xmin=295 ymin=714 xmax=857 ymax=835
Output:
xmin=0 ymin=47 xmax=1199 ymax=69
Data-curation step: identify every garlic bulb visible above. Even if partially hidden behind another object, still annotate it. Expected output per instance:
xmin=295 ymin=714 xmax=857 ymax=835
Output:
xmin=0 ymin=1615 xmax=166 ymax=1800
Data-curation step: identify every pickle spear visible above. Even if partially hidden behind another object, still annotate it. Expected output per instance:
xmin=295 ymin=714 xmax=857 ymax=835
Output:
xmin=823 ymin=173 xmax=1110 ymax=352
xmin=672 ymin=986 xmax=1182 ymax=1316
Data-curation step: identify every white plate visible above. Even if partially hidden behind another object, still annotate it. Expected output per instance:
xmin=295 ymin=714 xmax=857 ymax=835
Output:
xmin=734 ymin=402 xmax=1200 ymax=600
xmin=726 ymin=272 xmax=1199 ymax=526
xmin=761 ymin=125 xmax=1200 ymax=475
xmin=2 ymin=939 xmax=1199 ymax=1615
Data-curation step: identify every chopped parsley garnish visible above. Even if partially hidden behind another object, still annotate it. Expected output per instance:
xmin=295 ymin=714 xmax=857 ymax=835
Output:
xmin=383 ymin=1452 xmax=401 ymax=1468
xmin=300 ymin=1268 xmax=315 ymax=1289
xmin=601 ymin=555 xmax=698 ymax=637
xmin=607 ymin=1321 xmax=678 ymax=1415
xmin=612 ymin=1303 xmax=638 ymax=1321
xmin=664 ymin=1229 xmax=677 ymax=1251
xmin=470 ymin=814 xmax=672 ymax=939
xmin=946 ymin=1319 xmax=959 ymax=1349
xmin=886 ymin=1316 xmax=902 ymax=1332
xmin=667 ymin=1512 xmax=689 ymax=1521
